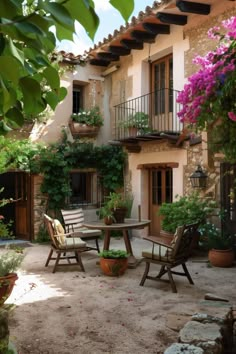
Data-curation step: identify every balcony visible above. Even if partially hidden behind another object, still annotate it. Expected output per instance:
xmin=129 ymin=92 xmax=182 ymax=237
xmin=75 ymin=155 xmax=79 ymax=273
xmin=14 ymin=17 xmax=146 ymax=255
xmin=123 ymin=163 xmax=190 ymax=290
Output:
xmin=113 ymin=89 xmax=184 ymax=151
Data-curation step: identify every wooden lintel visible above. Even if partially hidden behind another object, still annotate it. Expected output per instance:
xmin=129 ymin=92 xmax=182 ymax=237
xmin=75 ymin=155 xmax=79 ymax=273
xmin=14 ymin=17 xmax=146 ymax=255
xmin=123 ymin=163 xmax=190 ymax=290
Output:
xmin=137 ymin=162 xmax=179 ymax=170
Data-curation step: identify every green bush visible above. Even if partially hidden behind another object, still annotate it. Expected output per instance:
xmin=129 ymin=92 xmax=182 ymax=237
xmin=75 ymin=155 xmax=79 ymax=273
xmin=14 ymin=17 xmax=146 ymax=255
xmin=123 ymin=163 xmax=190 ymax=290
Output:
xmin=158 ymin=193 xmax=216 ymax=233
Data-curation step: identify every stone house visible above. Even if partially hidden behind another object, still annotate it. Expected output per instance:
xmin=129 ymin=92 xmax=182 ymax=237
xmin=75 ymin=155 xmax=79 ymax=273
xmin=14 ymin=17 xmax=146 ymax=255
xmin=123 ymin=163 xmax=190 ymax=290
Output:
xmin=1 ymin=0 xmax=235 ymax=240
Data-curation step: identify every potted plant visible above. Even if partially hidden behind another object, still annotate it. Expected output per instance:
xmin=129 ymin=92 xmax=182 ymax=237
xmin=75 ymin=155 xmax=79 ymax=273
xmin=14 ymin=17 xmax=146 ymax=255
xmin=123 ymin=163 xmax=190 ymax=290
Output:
xmin=158 ymin=193 xmax=216 ymax=246
xmin=0 ymin=249 xmax=24 ymax=306
xmin=103 ymin=192 xmax=132 ymax=223
xmin=99 ymin=205 xmax=115 ymax=225
xmin=69 ymin=106 xmax=104 ymax=137
xmin=200 ymin=223 xmax=234 ymax=267
xmin=122 ymin=112 xmax=150 ymax=136
xmin=99 ymin=249 xmax=129 ymax=276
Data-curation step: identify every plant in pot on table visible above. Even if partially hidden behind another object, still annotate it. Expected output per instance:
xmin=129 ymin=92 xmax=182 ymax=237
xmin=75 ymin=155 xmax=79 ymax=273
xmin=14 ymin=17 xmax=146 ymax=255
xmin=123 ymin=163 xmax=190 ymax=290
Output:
xmin=104 ymin=192 xmax=132 ymax=224
xmin=99 ymin=205 xmax=115 ymax=225
xmin=99 ymin=249 xmax=129 ymax=276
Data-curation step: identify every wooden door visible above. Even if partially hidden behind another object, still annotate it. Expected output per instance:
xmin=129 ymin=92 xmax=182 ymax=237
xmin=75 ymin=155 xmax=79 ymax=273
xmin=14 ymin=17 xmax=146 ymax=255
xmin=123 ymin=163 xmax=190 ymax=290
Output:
xmin=15 ymin=172 xmax=32 ymax=239
xmin=151 ymin=55 xmax=173 ymax=131
xmin=0 ymin=172 xmax=32 ymax=240
xmin=149 ymin=168 xmax=173 ymax=235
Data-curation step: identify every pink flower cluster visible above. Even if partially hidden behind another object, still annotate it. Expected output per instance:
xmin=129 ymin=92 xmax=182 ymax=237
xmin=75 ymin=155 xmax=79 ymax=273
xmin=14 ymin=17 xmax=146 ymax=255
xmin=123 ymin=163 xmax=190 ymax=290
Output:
xmin=177 ymin=16 xmax=236 ymax=125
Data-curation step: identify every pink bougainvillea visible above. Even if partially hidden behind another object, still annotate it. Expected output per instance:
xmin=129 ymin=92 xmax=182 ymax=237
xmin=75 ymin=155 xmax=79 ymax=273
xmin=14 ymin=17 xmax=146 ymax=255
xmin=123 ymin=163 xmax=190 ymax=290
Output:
xmin=177 ymin=16 xmax=236 ymax=129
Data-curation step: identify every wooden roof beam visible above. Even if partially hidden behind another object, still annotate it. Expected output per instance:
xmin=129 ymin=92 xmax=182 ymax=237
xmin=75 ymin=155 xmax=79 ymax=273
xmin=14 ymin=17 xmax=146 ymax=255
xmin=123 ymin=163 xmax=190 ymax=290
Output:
xmin=131 ymin=30 xmax=157 ymax=43
xmin=142 ymin=23 xmax=170 ymax=35
xmin=156 ymin=12 xmax=188 ymax=26
xmin=120 ymin=39 xmax=144 ymax=50
xmin=176 ymin=1 xmax=211 ymax=15
xmin=109 ymin=45 xmax=131 ymax=56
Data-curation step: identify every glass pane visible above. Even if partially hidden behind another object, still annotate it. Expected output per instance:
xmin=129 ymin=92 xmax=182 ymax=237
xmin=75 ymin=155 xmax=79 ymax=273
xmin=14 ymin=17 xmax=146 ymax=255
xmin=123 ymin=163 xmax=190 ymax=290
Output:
xmin=165 ymin=169 xmax=173 ymax=203
xmin=70 ymin=172 xmax=92 ymax=205
xmin=152 ymin=170 xmax=162 ymax=205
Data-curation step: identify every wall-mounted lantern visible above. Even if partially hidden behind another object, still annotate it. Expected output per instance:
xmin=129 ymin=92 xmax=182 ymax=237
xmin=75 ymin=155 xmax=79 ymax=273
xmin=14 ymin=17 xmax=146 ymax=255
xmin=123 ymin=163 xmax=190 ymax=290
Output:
xmin=190 ymin=165 xmax=207 ymax=188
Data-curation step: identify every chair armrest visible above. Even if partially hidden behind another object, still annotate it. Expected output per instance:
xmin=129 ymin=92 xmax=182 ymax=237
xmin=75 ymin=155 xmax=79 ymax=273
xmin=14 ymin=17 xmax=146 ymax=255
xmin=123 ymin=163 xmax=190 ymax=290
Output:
xmin=143 ymin=236 xmax=173 ymax=249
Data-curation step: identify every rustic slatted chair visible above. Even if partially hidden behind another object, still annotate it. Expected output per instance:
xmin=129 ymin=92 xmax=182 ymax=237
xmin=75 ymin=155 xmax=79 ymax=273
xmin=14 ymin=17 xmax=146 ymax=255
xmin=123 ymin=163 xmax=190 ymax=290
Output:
xmin=140 ymin=222 xmax=199 ymax=293
xmin=61 ymin=208 xmax=101 ymax=253
xmin=44 ymin=214 xmax=87 ymax=273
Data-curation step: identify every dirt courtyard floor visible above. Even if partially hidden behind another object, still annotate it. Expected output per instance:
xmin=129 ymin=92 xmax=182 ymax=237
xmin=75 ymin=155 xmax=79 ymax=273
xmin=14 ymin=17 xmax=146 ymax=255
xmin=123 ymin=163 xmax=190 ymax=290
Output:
xmin=4 ymin=237 xmax=236 ymax=354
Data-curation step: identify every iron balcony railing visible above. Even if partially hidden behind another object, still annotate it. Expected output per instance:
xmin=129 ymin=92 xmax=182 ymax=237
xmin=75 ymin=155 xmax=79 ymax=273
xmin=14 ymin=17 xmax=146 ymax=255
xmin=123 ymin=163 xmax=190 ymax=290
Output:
xmin=114 ymin=89 xmax=183 ymax=140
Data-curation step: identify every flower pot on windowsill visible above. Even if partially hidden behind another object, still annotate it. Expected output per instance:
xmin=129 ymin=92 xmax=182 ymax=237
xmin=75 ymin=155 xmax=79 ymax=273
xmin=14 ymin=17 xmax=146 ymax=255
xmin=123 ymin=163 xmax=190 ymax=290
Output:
xmin=69 ymin=120 xmax=99 ymax=138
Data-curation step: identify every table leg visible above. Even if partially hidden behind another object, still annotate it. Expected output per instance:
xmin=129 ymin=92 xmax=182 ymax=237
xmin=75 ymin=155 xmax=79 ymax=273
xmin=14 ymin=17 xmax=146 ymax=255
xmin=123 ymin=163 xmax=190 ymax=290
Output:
xmin=103 ymin=230 xmax=111 ymax=250
xmin=123 ymin=230 xmax=138 ymax=269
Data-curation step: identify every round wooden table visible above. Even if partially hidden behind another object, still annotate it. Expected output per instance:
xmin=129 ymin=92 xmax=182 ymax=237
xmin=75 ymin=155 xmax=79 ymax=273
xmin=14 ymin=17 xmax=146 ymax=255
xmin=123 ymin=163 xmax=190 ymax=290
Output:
xmin=83 ymin=219 xmax=150 ymax=268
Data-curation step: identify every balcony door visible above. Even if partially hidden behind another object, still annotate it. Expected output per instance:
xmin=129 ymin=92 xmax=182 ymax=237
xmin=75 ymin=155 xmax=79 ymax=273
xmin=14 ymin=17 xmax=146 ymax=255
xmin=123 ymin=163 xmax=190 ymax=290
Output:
xmin=151 ymin=55 xmax=173 ymax=131
xmin=149 ymin=167 xmax=173 ymax=235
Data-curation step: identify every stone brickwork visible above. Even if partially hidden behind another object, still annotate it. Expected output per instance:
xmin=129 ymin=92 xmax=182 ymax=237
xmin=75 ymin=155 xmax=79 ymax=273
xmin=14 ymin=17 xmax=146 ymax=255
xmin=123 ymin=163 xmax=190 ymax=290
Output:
xmin=141 ymin=140 xmax=180 ymax=154
xmin=164 ymin=300 xmax=234 ymax=354
xmin=184 ymin=9 xmax=236 ymax=78
xmin=32 ymin=174 xmax=48 ymax=239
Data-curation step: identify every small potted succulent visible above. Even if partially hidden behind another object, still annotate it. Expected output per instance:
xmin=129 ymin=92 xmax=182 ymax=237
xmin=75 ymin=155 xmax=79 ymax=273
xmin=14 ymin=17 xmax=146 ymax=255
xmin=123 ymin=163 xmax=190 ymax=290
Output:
xmin=99 ymin=249 xmax=129 ymax=276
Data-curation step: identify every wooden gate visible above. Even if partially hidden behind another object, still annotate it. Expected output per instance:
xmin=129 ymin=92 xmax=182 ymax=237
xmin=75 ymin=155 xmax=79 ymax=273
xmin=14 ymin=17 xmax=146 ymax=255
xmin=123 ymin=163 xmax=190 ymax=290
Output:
xmin=0 ymin=171 xmax=32 ymax=240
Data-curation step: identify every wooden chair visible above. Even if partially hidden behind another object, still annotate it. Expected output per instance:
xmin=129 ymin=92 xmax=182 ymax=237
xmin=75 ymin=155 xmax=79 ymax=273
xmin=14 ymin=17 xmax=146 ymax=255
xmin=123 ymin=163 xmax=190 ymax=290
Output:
xmin=44 ymin=214 xmax=87 ymax=273
xmin=140 ymin=223 xmax=199 ymax=293
xmin=61 ymin=208 xmax=101 ymax=253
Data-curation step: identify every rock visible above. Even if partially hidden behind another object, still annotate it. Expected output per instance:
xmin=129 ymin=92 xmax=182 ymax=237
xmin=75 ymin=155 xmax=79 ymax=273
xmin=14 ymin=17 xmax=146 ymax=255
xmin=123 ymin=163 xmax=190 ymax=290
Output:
xmin=179 ymin=321 xmax=222 ymax=345
xmin=166 ymin=314 xmax=191 ymax=332
xmin=164 ymin=343 xmax=204 ymax=353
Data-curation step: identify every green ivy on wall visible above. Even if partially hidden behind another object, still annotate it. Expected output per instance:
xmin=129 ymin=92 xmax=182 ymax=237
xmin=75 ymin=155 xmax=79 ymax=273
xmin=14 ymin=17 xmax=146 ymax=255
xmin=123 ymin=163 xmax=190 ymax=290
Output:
xmin=34 ymin=140 xmax=127 ymax=212
xmin=0 ymin=136 xmax=127 ymax=213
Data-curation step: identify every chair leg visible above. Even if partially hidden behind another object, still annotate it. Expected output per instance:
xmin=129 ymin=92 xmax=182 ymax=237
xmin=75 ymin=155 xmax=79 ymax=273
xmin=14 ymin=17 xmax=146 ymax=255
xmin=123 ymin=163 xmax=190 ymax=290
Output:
xmin=156 ymin=265 xmax=167 ymax=279
xmin=45 ymin=249 xmax=53 ymax=267
xmin=140 ymin=261 xmax=150 ymax=286
xmin=95 ymin=238 xmax=100 ymax=253
xmin=75 ymin=251 xmax=85 ymax=272
xmin=167 ymin=267 xmax=177 ymax=293
xmin=182 ymin=263 xmax=194 ymax=285
xmin=52 ymin=252 xmax=61 ymax=273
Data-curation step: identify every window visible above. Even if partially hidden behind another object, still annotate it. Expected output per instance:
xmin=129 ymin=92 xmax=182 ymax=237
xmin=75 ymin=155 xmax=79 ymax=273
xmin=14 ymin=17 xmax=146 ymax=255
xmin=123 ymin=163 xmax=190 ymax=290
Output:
xmin=69 ymin=171 xmax=100 ymax=206
xmin=73 ymin=84 xmax=83 ymax=114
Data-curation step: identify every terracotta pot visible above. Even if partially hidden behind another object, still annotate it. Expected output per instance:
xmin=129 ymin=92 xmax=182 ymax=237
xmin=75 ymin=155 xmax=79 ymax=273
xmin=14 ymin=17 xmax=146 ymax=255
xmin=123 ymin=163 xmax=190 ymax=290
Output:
xmin=69 ymin=120 xmax=99 ymax=137
xmin=0 ymin=273 xmax=18 ymax=306
xmin=208 ymin=249 xmax=235 ymax=267
xmin=100 ymin=258 xmax=128 ymax=276
xmin=128 ymin=127 xmax=138 ymax=137
xmin=104 ymin=216 xmax=113 ymax=225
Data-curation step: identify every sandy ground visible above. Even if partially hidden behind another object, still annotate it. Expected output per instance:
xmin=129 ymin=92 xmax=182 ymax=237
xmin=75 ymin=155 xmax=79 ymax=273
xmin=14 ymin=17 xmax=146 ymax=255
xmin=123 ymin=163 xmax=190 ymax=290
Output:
xmin=4 ymin=237 xmax=236 ymax=354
